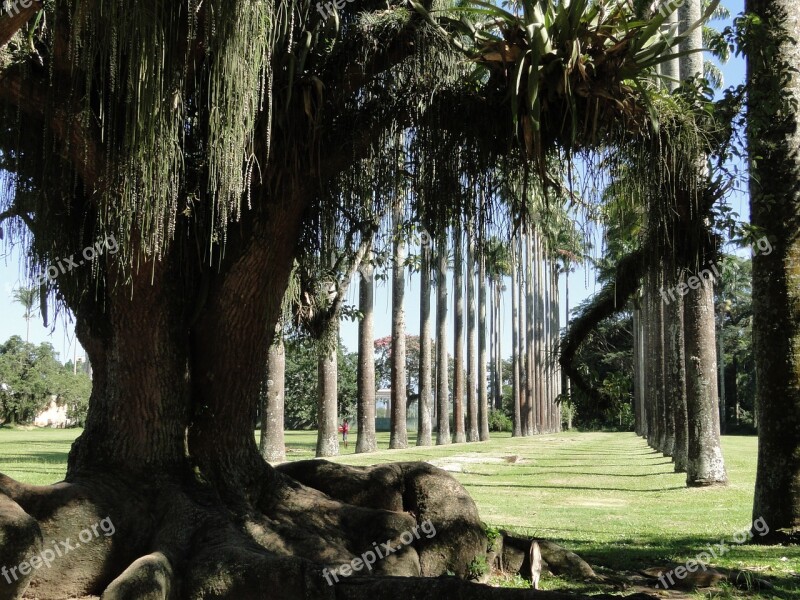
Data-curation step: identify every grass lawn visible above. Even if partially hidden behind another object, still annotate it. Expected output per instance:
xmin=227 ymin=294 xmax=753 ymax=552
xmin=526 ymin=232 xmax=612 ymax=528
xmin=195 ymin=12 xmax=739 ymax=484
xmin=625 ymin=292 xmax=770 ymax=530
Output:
xmin=0 ymin=427 xmax=797 ymax=598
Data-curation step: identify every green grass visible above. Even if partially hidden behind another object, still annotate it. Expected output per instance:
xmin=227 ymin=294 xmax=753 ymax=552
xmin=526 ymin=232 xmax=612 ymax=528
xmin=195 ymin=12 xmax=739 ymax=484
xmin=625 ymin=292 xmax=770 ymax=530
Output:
xmin=1 ymin=427 xmax=797 ymax=597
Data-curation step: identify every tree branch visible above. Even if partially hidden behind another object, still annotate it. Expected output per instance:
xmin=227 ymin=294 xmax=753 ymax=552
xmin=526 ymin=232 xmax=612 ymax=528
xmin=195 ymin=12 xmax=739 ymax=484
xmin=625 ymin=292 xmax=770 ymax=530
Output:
xmin=559 ymin=245 xmax=648 ymax=409
xmin=0 ymin=65 xmax=105 ymax=188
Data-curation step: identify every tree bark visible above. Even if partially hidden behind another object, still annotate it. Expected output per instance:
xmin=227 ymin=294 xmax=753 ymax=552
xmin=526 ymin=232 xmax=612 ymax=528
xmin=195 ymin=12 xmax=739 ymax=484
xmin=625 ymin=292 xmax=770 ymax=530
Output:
xmin=453 ymin=226 xmax=466 ymax=443
xmin=436 ymin=230 xmax=451 ymax=445
xmin=261 ymin=328 xmax=286 ymax=463
xmin=667 ymin=279 xmax=689 ymax=473
xmin=417 ymin=241 xmax=434 ymax=447
xmin=466 ymin=227 xmax=479 ymax=442
xmin=317 ymin=338 xmax=340 ymax=457
xmin=660 ymin=267 xmax=675 ymax=457
xmin=747 ymin=0 xmax=800 ymax=542
xmin=511 ymin=240 xmax=522 ymax=437
xmin=534 ymin=233 xmax=546 ymax=434
xmin=357 ymin=260 xmax=378 ymax=453
xmin=684 ymin=278 xmax=727 ymax=486
xmin=478 ymin=242 xmax=491 ymax=441
xmin=390 ymin=204 xmax=408 ymax=449
xmin=525 ymin=231 xmax=536 ymax=435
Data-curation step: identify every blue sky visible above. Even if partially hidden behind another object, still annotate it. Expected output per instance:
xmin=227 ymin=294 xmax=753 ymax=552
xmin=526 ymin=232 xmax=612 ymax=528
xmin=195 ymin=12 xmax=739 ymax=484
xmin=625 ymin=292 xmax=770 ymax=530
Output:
xmin=0 ymin=0 xmax=748 ymax=362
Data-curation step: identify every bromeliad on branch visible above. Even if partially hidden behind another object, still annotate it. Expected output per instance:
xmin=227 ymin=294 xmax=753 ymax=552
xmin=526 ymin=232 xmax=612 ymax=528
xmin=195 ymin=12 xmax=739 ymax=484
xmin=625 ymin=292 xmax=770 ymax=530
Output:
xmin=410 ymin=0 xmax=720 ymax=162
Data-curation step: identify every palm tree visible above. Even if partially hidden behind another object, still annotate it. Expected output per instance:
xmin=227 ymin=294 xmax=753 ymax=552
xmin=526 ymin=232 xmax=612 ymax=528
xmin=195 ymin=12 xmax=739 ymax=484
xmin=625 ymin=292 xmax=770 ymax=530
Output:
xmin=417 ymin=234 xmax=434 ymax=447
xmin=747 ymin=0 xmax=800 ymax=540
xmin=466 ymin=221 xmax=479 ymax=442
xmin=435 ymin=227 xmax=451 ymax=445
xmin=484 ymin=237 xmax=510 ymax=416
xmin=13 ymin=287 xmax=37 ymax=343
xmin=316 ymin=331 xmax=340 ymax=457
xmin=260 ymin=323 xmax=286 ymax=463
xmin=356 ymin=257 xmax=378 ymax=453
xmin=680 ymin=0 xmax=726 ymax=486
xmin=534 ymin=232 xmax=546 ymax=433
xmin=477 ymin=233 xmax=490 ymax=441
xmin=390 ymin=199 xmax=408 ymax=449
xmin=524 ymin=230 xmax=536 ymax=434
xmin=452 ymin=225 xmax=466 ymax=443
xmin=510 ymin=237 xmax=522 ymax=436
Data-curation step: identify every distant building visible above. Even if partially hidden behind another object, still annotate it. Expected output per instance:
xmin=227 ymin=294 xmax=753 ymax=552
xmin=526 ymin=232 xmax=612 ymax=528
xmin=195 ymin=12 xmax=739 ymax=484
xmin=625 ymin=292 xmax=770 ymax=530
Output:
xmin=33 ymin=396 xmax=72 ymax=428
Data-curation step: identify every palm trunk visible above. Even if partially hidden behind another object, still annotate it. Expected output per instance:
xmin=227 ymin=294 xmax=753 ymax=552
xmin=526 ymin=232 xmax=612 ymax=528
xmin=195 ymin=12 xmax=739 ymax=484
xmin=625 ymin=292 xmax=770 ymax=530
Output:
xmin=717 ymin=306 xmax=726 ymax=433
xmin=632 ymin=304 xmax=642 ymax=435
xmin=260 ymin=327 xmax=286 ymax=463
xmin=390 ymin=204 xmax=408 ymax=449
xmin=511 ymin=241 xmax=522 ymax=437
xmin=534 ymin=234 xmax=546 ymax=434
xmin=477 ymin=241 xmax=490 ymax=441
xmin=543 ymin=257 xmax=551 ymax=433
xmin=436 ymin=229 xmax=451 ymax=445
xmin=417 ymin=241 xmax=434 ymax=446
xmin=452 ymin=226 xmax=466 ymax=443
xmin=684 ymin=278 xmax=727 ymax=486
xmin=493 ymin=279 xmax=503 ymax=411
xmin=660 ymin=267 xmax=675 ymax=456
xmin=667 ymin=275 xmax=689 ymax=472
xmin=466 ymin=228 xmax=479 ymax=442
xmin=518 ymin=237 xmax=529 ymax=436
xmin=551 ymin=262 xmax=560 ymax=432
xmin=316 ymin=335 xmax=340 ymax=457
xmin=356 ymin=260 xmax=378 ymax=453
xmin=525 ymin=230 xmax=536 ymax=434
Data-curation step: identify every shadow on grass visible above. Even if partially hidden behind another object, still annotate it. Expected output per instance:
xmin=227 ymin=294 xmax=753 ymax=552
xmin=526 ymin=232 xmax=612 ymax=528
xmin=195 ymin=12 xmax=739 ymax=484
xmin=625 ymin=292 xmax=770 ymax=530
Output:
xmin=464 ymin=482 xmax=685 ymax=492
xmin=0 ymin=451 xmax=70 ymax=464
xmin=462 ymin=470 xmax=677 ymax=478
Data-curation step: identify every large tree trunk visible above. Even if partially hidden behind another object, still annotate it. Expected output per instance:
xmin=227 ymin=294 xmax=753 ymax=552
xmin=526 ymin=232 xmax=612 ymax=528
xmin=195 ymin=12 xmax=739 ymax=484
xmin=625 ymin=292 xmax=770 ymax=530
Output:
xmin=261 ymin=327 xmax=287 ymax=463
xmin=357 ymin=260 xmax=378 ymax=453
xmin=436 ymin=230 xmax=451 ymax=445
xmin=453 ymin=226 xmax=466 ymax=443
xmin=747 ymin=0 xmax=800 ymax=542
xmin=418 ymin=241 xmax=434 ymax=447
xmin=390 ymin=204 xmax=408 ymax=449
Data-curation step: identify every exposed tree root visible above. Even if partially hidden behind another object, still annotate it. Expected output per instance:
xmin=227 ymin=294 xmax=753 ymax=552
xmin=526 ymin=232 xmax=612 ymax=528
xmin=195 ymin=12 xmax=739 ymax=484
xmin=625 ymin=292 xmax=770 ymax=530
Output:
xmin=1 ymin=464 xmax=657 ymax=600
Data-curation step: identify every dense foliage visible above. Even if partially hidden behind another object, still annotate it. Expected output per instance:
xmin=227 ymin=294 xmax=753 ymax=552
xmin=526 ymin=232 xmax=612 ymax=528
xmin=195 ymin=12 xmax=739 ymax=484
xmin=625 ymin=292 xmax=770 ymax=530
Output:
xmin=279 ymin=335 xmax=358 ymax=430
xmin=0 ymin=336 xmax=91 ymax=426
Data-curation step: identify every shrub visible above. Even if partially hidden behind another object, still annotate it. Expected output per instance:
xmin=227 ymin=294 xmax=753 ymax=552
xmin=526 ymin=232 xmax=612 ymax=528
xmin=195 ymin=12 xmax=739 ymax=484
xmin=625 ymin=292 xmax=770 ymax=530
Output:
xmin=488 ymin=409 xmax=513 ymax=432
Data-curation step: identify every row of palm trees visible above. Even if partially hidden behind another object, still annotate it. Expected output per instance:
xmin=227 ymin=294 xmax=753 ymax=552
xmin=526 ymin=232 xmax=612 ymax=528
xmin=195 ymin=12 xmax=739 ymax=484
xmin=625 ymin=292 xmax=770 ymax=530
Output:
xmin=259 ymin=204 xmax=578 ymax=461
xmin=632 ymin=2 xmax=727 ymax=487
